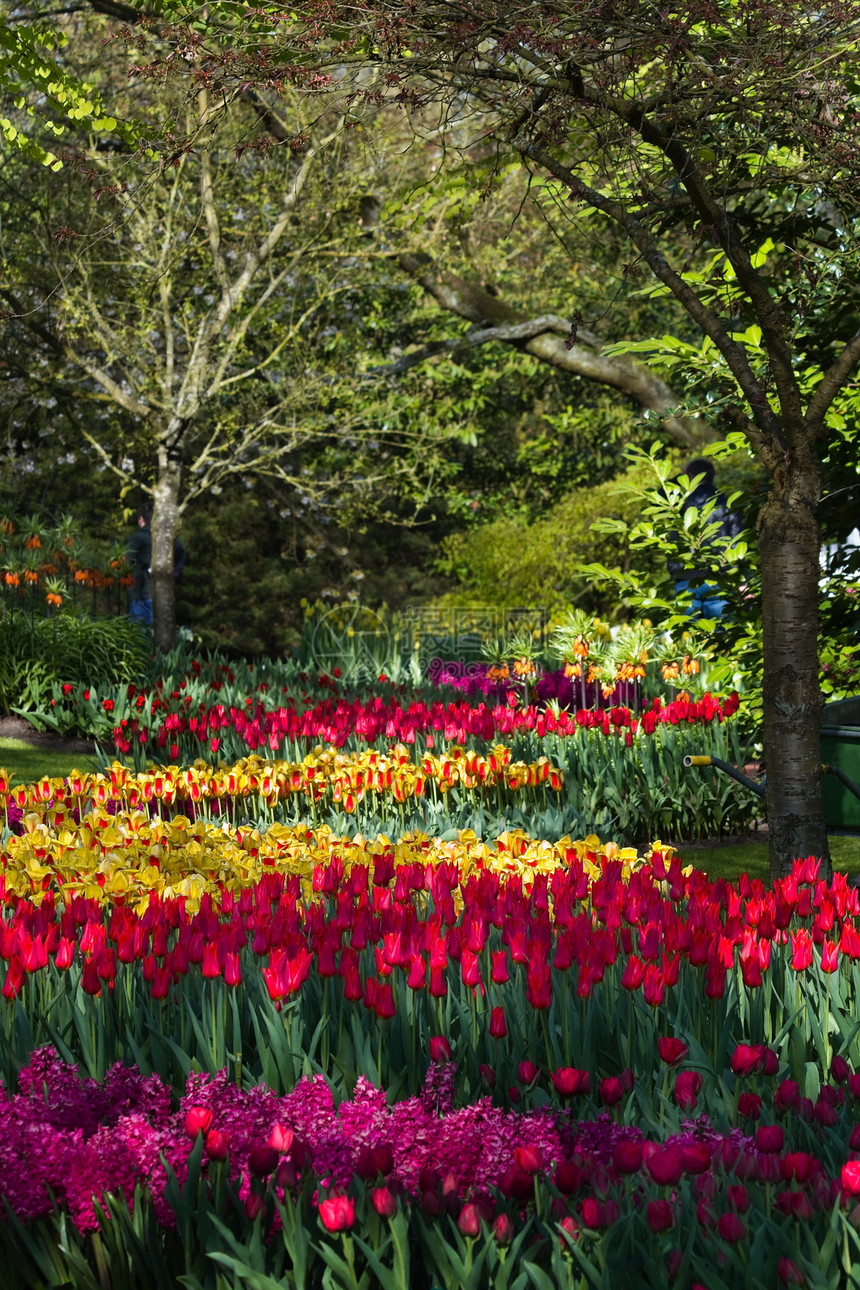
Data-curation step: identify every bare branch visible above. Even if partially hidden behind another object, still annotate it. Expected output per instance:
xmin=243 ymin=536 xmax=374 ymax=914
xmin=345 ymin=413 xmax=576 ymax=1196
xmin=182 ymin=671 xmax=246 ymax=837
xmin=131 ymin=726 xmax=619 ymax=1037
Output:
xmin=79 ymin=428 xmax=141 ymax=485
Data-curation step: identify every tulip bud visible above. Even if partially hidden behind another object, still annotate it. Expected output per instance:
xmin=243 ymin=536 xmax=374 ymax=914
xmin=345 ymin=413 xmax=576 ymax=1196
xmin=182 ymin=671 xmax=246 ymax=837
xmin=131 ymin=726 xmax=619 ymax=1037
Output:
xmin=493 ymin=1212 xmax=514 ymax=1246
xmin=205 ymin=1129 xmax=229 ymax=1162
xmin=458 ymin=1202 xmax=482 ymax=1238
xmin=372 ymin=1186 xmax=397 ymax=1218
xmin=249 ymin=1144 xmax=279 ymax=1177
xmin=515 ymin=1144 xmax=543 ymax=1174
xmin=244 ymin=1192 xmax=265 ymax=1221
xmin=268 ymin=1124 xmax=294 ymax=1154
xmin=647 ymin=1199 xmax=673 ymax=1233
xmin=833 ymin=1055 xmax=852 ymax=1084
xmin=517 ymin=1060 xmax=539 ymax=1087
xmin=429 ymin=1036 xmax=452 ymax=1062
xmin=185 ymin=1106 xmax=213 ymax=1139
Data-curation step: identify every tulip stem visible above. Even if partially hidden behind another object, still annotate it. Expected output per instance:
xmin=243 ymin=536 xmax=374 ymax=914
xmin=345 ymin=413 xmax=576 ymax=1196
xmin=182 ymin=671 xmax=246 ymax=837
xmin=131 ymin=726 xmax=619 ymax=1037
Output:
xmin=542 ymin=1012 xmax=553 ymax=1075
xmin=341 ymin=1233 xmax=360 ymax=1289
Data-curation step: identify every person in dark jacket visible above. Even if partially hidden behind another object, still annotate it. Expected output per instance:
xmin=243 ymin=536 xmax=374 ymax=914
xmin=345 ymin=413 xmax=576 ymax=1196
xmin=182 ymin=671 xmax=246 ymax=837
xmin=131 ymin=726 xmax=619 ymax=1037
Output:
xmin=127 ymin=503 xmax=188 ymax=626
xmin=127 ymin=503 xmax=153 ymax=625
xmin=668 ymin=458 xmax=743 ymax=620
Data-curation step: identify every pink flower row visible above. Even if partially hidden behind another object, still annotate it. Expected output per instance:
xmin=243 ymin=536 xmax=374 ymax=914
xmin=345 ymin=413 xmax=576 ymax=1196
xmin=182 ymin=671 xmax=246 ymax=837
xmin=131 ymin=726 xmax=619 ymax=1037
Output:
xmin=5 ymin=1043 xmax=860 ymax=1264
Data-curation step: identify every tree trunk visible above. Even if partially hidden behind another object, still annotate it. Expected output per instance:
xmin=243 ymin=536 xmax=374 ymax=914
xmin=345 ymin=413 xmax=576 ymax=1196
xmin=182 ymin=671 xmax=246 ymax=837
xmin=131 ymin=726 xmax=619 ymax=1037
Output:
xmin=759 ymin=464 xmax=830 ymax=878
xmin=151 ymin=447 xmax=181 ymax=652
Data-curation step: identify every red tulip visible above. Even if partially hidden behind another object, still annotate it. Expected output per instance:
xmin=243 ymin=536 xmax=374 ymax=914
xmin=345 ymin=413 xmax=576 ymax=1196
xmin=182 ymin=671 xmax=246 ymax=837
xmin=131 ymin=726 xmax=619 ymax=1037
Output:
xmin=372 ymin=1186 xmax=397 ymax=1218
xmin=680 ymin=1143 xmax=712 ymax=1175
xmin=791 ymin=929 xmax=813 ymax=971
xmin=244 ymin=1192 xmax=265 ymax=1221
xmin=731 ymin=1043 xmax=766 ymax=1077
xmin=515 ymin=1145 xmax=543 ymax=1174
xmin=205 ymin=1129 xmax=230 ymax=1161
xmin=517 ymin=1060 xmax=539 ymax=1087
xmin=775 ymin=1079 xmax=800 ymax=1113
xmin=822 ymin=939 xmax=840 ymax=973
xmin=249 ymin=1144 xmax=279 ymax=1177
xmin=612 ymin=1139 xmax=644 ymax=1174
xmin=269 ymin=1124 xmax=294 ymax=1154
xmin=674 ymin=1071 xmax=702 ymax=1112
xmin=782 ymin=1152 xmax=818 ymax=1183
xmin=778 ymin=1258 xmax=804 ymax=1286
xmin=458 ymin=1203 xmax=482 ymax=1238
xmin=658 ymin=1037 xmax=688 ymax=1066
xmin=646 ymin=1146 xmax=683 ymax=1187
xmin=599 ymin=1076 xmax=623 ymax=1106
xmin=621 ymin=955 xmax=645 ymax=990
xmin=493 ymin=1213 xmax=514 ymax=1245
xmin=737 ymin=1092 xmax=762 ymax=1120
xmin=717 ymin=1211 xmax=746 ymax=1242
xmin=489 ymin=1007 xmax=507 ymax=1039
xmin=755 ymin=1124 xmax=784 ymax=1154
xmin=843 ymin=1161 xmax=860 ymax=1196
xmin=558 ymin=1214 xmax=579 ymax=1245
xmin=832 ymin=1055 xmax=852 ymax=1084
xmin=647 ymin=1199 xmax=674 ymax=1233
xmin=552 ymin=1067 xmax=590 ymax=1098
xmin=318 ymin=1195 xmax=355 ymax=1231
xmin=429 ymin=1036 xmax=452 ymax=1062
xmin=185 ymin=1106 xmax=214 ymax=1139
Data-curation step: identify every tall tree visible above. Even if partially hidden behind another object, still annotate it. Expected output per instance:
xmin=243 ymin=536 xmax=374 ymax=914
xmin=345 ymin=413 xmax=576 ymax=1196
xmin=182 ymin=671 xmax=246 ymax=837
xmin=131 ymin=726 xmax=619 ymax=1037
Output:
xmin=0 ymin=58 xmax=448 ymax=648
xmin=150 ymin=0 xmax=860 ymax=875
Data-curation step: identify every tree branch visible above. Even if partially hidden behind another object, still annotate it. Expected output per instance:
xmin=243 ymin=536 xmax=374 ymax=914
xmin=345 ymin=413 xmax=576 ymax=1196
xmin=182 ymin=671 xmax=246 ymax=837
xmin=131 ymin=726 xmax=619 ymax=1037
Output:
xmin=806 ymin=330 xmax=860 ymax=431
xmin=513 ymin=141 xmax=789 ymax=453
xmin=575 ymin=81 xmax=806 ymax=440
xmin=366 ymin=316 xmax=571 ymax=372
xmin=396 ymin=252 xmax=709 ymax=447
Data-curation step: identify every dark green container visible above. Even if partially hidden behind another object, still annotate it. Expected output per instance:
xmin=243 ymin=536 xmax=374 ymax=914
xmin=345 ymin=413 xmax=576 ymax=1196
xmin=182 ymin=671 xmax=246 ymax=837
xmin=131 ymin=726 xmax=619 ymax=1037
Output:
xmin=821 ymin=698 xmax=860 ymax=830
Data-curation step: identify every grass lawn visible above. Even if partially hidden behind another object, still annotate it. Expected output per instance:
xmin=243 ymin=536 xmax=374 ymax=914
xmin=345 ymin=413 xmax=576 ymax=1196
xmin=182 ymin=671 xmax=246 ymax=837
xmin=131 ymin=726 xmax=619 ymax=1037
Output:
xmin=3 ymin=735 xmax=859 ymax=883
xmin=676 ymin=833 xmax=860 ymax=882
xmin=0 ymin=738 xmax=101 ymax=787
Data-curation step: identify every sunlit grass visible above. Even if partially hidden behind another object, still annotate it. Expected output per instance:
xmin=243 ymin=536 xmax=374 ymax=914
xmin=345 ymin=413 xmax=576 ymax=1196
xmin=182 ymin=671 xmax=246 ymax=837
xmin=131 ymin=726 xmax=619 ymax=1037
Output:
xmin=676 ymin=834 xmax=860 ymax=882
xmin=0 ymin=738 xmax=100 ymax=787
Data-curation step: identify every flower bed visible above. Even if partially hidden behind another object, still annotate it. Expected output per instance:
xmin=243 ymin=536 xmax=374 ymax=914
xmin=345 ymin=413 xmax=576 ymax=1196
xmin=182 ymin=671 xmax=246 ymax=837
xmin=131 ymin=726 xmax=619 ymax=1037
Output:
xmin=4 ymin=1039 xmax=860 ymax=1288
xmin=0 ymin=739 xmax=842 ymax=1287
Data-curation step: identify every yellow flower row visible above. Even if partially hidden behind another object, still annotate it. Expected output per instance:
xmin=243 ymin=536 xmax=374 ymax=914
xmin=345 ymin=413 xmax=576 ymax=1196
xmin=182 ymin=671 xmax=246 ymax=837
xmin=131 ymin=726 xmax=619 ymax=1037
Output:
xmin=3 ymin=800 xmax=657 ymax=914
xmin=3 ymin=746 xmax=563 ymax=815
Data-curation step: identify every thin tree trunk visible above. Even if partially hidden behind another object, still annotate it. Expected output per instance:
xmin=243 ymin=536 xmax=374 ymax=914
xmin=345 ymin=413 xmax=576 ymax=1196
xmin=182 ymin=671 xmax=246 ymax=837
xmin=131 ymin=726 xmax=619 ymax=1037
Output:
xmin=151 ymin=447 xmax=181 ymax=652
xmin=759 ymin=466 xmax=830 ymax=878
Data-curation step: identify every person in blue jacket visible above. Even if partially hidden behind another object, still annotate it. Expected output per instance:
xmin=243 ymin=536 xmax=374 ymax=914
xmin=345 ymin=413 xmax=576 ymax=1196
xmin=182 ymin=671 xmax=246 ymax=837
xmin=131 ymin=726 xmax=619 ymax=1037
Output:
xmin=127 ymin=503 xmax=187 ymax=626
xmin=668 ymin=458 xmax=743 ymax=620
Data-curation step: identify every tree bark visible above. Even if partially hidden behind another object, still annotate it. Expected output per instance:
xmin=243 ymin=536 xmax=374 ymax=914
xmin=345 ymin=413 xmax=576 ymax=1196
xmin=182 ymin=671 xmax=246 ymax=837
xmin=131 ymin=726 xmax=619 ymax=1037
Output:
xmin=150 ymin=445 xmax=181 ymax=653
xmin=758 ymin=462 xmax=830 ymax=878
